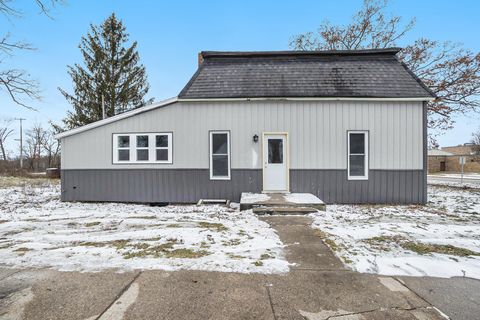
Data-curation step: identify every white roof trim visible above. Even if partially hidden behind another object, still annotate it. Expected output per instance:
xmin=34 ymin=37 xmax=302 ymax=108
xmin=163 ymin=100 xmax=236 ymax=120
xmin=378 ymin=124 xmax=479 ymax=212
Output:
xmin=55 ymin=97 xmax=178 ymax=139
xmin=178 ymin=97 xmax=434 ymax=102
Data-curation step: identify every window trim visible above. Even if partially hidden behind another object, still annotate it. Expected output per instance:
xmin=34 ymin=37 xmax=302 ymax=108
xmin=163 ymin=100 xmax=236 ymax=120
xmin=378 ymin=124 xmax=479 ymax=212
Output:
xmin=112 ymin=132 xmax=173 ymax=164
xmin=209 ymin=130 xmax=231 ymax=180
xmin=347 ymin=130 xmax=369 ymax=180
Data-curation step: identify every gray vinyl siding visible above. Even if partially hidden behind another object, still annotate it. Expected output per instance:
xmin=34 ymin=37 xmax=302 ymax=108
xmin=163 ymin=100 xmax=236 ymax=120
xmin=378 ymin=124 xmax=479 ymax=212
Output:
xmin=60 ymin=99 xmax=427 ymax=204
xmin=61 ymin=100 xmax=424 ymax=171
xmin=61 ymin=169 xmax=425 ymax=204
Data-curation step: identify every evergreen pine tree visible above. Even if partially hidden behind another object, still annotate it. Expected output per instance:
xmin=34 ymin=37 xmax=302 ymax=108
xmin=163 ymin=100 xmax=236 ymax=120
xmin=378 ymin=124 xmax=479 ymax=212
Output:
xmin=59 ymin=13 xmax=153 ymax=129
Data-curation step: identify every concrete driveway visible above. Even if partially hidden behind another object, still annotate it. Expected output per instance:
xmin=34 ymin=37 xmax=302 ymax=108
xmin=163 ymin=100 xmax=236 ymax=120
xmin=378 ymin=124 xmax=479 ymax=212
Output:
xmin=1 ymin=216 xmax=478 ymax=320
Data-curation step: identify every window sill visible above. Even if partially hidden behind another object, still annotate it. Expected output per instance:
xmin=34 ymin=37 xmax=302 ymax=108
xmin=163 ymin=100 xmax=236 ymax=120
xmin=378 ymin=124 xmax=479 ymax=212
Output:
xmin=113 ymin=161 xmax=173 ymax=165
xmin=347 ymin=176 xmax=369 ymax=181
xmin=210 ymin=176 xmax=231 ymax=181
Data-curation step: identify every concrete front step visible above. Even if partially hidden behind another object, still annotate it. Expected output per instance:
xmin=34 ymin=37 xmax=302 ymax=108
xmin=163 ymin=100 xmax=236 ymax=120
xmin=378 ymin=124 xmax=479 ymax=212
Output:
xmin=240 ymin=192 xmax=326 ymax=212
xmin=252 ymin=206 xmax=319 ymax=215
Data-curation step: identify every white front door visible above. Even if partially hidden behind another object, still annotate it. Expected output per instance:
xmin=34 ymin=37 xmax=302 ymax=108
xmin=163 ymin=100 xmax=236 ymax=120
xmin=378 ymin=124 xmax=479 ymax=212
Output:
xmin=263 ymin=133 xmax=288 ymax=192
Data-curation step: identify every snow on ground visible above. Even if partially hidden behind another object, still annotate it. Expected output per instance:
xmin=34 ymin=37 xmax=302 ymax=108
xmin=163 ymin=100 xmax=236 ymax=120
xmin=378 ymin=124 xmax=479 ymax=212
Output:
xmin=0 ymin=180 xmax=289 ymax=273
xmin=283 ymin=193 xmax=324 ymax=204
xmin=239 ymin=192 xmax=271 ymax=204
xmin=310 ymin=185 xmax=480 ymax=279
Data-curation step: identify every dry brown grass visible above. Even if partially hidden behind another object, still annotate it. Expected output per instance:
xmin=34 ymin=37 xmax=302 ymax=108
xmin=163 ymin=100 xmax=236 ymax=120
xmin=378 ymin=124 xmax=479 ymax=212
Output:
xmin=0 ymin=176 xmax=59 ymax=188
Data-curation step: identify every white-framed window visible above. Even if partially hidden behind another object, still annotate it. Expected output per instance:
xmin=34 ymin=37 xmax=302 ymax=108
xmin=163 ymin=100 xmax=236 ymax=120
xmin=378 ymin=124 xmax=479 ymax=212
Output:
xmin=209 ymin=131 xmax=230 ymax=180
xmin=113 ymin=133 xmax=172 ymax=164
xmin=347 ymin=131 xmax=368 ymax=180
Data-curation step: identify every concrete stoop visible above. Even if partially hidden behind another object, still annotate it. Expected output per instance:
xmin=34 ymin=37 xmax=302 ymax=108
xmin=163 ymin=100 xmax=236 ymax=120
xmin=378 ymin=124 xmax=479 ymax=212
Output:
xmin=240 ymin=192 xmax=326 ymax=214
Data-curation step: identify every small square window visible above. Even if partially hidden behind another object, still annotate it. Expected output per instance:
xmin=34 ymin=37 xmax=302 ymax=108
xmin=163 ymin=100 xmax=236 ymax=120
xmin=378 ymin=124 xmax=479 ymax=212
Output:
xmin=118 ymin=149 xmax=129 ymax=161
xmin=118 ymin=136 xmax=129 ymax=148
xmin=156 ymin=135 xmax=168 ymax=148
xmin=136 ymin=135 xmax=149 ymax=148
xmin=156 ymin=149 xmax=168 ymax=161
xmin=137 ymin=149 xmax=149 ymax=161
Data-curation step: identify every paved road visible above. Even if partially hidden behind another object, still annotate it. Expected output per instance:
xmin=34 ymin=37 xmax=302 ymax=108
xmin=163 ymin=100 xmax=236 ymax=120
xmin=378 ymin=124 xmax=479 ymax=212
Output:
xmin=428 ymin=174 xmax=480 ymax=186
xmin=400 ymin=276 xmax=480 ymax=320
xmin=0 ymin=216 xmax=477 ymax=319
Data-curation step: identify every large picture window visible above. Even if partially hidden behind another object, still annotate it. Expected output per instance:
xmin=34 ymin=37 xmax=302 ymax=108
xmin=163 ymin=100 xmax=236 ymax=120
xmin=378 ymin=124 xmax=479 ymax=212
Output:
xmin=347 ymin=131 xmax=368 ymax=180
xmin=113 ymin=133 xmax=172 ymax=164
xmin=209 ymin=131 xmax=230 ymax=180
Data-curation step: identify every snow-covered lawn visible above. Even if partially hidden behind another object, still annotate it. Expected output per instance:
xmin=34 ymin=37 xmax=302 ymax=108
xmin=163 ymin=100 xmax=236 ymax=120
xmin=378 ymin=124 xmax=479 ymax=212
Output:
xmin=0 ymin=179 xmax=289 ymax=273
xmin=311 ymin=185 xmax=480 ymax=279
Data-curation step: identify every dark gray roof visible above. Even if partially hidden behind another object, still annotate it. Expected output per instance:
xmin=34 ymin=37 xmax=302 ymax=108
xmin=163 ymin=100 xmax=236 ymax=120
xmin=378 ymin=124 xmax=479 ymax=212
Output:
xmin=178 ymin=48 xmax=435 ymax=99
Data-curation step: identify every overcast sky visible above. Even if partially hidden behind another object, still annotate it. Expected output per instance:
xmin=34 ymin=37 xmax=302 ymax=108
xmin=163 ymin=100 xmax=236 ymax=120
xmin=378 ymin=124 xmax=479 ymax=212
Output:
xmin=1 ymin=0 xmax=479 ymax=155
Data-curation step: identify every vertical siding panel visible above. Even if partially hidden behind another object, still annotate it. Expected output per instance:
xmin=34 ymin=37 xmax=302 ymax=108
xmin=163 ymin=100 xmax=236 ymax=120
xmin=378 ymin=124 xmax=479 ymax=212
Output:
xmin=383 ymin=103 xmax=389 ymax=170
xmin=401 ymin=104 xmax=407 ymax=169
xmin=325 ymin=170 xmax=331 ymax=203
xmin=410 ymin=104 xmax=415 ymax=170
xmin=305 ymin=103 xmax=312 ymax=168
xmin=326 ymin=103 xmax=331 ymax=168
xmin=338 ymin=171 xmax=344 ymax=204
xmin=313 ymin=103 xmax=318 ymax=169
xmin=393 ymin=104 xmax=399 ymax=170
xmin=383 ymin=171 xmax=389 ymax=203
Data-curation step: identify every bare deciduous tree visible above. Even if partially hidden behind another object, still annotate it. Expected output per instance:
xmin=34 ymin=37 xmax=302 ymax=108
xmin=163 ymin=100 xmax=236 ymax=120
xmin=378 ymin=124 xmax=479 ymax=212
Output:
xmin=290 ymin=0 xmax=480 ymax=141
xmin=24 ymin=122 xmax=47 ymax=171
xmin=0 ymin=0 xmax=62 ymax=109
xmin=0 ymin=119 xmax=13 ymax=160
xmin=42 ymin=128 xmax=60 ymax=168
xmin=472 ymin=128 xmax=480 ymax=156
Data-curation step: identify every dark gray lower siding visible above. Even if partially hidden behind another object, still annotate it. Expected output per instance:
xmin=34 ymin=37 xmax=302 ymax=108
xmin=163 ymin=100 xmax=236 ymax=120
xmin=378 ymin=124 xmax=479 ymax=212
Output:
xmin=61 ymin=169 xmax=262 ymax=203
xmin=61 ymin=169 xmax=426 ymax=204
xmin=290 ymin=170 xmax=426 ymax=204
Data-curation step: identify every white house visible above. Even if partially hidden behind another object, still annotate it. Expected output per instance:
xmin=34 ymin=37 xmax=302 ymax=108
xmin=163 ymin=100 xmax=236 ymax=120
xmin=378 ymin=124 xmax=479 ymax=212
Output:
xmin=56 ymin=48 xmax=434 ymax=204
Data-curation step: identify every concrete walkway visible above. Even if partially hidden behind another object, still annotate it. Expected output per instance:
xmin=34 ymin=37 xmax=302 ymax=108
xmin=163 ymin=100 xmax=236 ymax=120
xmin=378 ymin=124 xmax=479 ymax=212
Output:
xmin=0 ymin=216 xmax=477 ymax=319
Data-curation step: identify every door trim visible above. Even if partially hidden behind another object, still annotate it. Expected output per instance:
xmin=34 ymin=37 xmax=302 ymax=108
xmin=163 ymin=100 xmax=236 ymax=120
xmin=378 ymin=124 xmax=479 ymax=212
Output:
xmin=262 ymin=132 xmax=289 ymax=193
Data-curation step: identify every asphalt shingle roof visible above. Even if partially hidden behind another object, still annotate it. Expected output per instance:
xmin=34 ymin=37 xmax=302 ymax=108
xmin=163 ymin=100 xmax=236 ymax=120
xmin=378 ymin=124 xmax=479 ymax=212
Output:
xmin=179 ymin=48 xmax=435 ymax=99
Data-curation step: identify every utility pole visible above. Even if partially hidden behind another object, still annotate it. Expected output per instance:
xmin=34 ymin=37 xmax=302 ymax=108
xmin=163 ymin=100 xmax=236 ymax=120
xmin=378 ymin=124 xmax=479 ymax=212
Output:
xmin=102 ymin=95 xmax=106 ymax=119
xmin=14 ymin=118 xmax=26 ymax=169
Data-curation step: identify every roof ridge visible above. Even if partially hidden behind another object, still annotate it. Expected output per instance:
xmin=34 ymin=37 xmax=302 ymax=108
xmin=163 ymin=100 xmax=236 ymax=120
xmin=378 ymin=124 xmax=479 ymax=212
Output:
xmin=200 ymin=48 xmax=402 ymax=59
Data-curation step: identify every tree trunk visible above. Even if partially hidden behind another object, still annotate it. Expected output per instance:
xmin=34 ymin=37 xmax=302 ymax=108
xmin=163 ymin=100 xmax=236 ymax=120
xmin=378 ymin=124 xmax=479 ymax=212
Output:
xmin=0 ymin=141 xmax=6 ymax=161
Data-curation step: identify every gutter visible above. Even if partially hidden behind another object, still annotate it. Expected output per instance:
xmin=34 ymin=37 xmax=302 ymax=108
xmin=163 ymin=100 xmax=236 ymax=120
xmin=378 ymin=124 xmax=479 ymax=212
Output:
xmin=178 ymin=97 xmax=435 ymax=102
